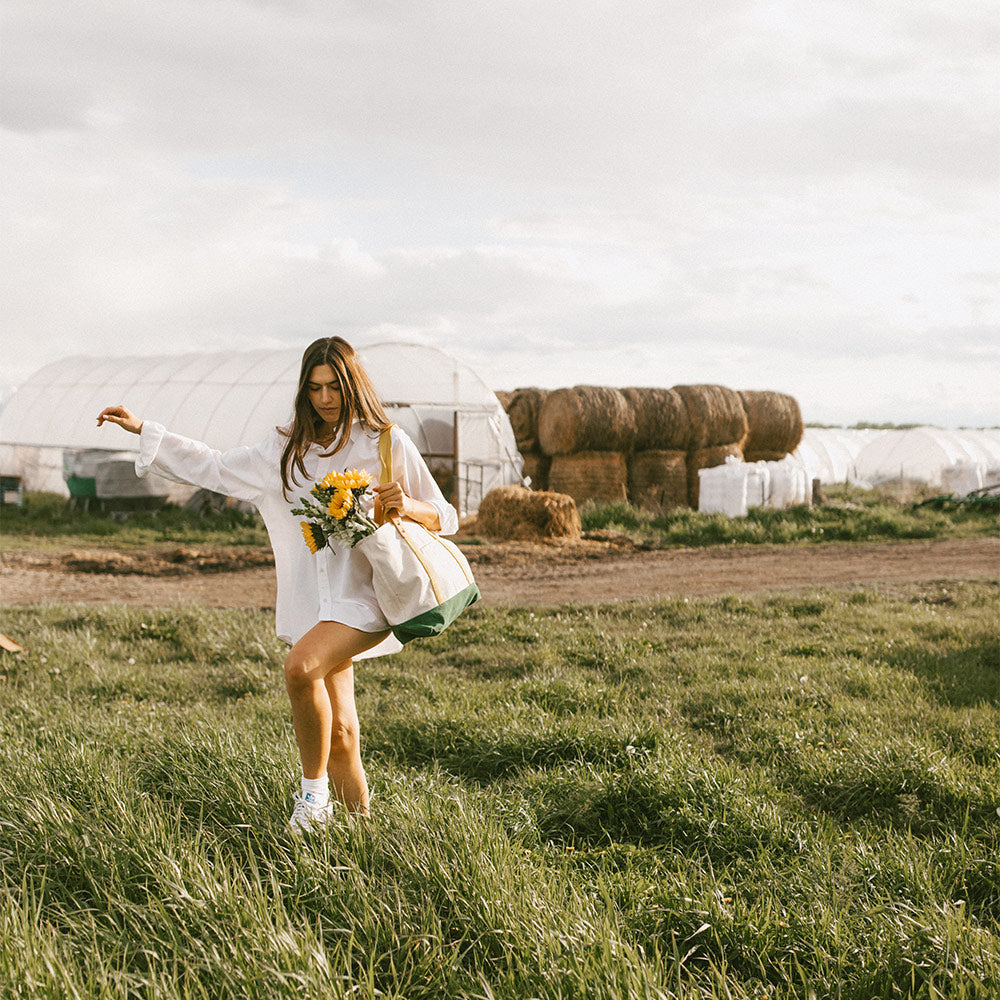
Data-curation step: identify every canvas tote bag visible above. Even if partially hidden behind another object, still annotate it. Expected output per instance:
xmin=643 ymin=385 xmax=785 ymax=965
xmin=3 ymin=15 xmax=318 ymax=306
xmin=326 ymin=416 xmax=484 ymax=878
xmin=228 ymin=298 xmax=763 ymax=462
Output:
xmin=355 ymin=427 xmax=480 ymax=643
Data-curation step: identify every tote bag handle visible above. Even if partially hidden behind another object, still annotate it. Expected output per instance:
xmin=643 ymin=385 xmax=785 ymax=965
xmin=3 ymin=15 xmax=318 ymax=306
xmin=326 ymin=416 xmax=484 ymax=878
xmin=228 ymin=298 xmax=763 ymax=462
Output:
xmin=374 ymin=426 xmax=394 ymax=526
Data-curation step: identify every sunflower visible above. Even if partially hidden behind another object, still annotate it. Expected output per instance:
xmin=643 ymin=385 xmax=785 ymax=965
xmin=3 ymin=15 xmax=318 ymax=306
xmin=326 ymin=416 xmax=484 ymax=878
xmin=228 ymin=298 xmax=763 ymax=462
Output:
xmin=340 ymin=468 xmax=373 ymax=490
xmin=300 ymin=521 xmax=326 ymax=553
xmin=328 ymin=489 xmax=353 ymax=520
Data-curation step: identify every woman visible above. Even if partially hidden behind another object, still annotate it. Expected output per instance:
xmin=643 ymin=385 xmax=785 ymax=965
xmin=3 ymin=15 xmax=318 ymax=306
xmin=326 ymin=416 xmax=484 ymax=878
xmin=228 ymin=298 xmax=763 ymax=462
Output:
xmin=97 ymin=337 xmax=458 ymax=832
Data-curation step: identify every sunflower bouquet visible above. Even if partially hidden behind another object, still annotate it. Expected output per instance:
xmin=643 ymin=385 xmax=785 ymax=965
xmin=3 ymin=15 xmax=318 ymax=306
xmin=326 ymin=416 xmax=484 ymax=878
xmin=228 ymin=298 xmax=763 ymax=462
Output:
xmin=291 ymin=468 xmax=380 ymax=553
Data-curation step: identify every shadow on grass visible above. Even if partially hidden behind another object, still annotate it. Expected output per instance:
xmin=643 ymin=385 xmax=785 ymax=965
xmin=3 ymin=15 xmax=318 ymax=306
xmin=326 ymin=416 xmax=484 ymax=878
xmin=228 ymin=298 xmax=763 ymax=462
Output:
xmin=882 ymin=636 xmax=1000 ymax=709
xmin=369 ymin=719 xmax=657 ymax=782
xmin=528 ymin=769 xmax=802 ymax=863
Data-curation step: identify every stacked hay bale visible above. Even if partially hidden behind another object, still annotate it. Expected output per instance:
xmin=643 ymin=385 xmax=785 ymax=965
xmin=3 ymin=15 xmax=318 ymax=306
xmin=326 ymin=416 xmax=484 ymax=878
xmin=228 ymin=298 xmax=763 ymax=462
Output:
xmin=496 ymin=381 xmax=801 ymax=512
xmin=738 ymin=391 xmax=804 ymax=462
xmin=673 ymin=385 xmax=749 ymax=508
xmin=476 ymin=485 xmax=581 ymax=541
xmin=538 ymin=386 xmax=636 ymax=504
xmin=622 ymin=387 xmax=690 ymax=513
xmin=504 ymin=388 xmax=550 ymax=489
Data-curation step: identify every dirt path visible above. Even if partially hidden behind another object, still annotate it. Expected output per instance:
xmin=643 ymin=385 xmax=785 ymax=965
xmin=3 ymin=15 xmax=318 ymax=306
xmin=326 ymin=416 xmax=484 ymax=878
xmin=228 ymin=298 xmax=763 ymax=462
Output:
xmin=2 ymin=537 xmax=996 ymax=610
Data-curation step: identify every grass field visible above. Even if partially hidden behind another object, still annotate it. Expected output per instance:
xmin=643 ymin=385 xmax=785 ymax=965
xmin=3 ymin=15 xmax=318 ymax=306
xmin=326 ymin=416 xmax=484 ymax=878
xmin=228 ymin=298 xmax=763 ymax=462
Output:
xmin=3 ymin=485 xmax=998 ymax=553
xmin=577 ymin=487 xmax=999 ymax=549
xmin=1 ymin=582 xmax=998 ymax=998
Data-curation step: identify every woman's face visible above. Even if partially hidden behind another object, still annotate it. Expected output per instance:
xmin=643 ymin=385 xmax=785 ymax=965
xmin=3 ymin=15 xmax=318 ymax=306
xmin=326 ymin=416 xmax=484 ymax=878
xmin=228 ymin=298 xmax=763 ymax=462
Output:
xmin=307 ymin=364 xmax=342 ymax=428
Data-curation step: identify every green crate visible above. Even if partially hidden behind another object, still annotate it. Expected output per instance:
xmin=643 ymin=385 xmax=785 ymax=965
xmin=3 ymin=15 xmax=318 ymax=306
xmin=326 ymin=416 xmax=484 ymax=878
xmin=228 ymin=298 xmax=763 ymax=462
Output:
xmin=65 ymin=475 xmax=97 ymax=498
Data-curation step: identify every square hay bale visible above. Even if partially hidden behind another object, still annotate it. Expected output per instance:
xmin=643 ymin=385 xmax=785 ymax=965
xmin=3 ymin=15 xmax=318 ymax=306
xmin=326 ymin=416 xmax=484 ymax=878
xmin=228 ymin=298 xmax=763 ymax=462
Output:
xmin=549 ymin=451 xmax=628 ymax=505
xmin=628 ymin=449 xmax=688 ymax=513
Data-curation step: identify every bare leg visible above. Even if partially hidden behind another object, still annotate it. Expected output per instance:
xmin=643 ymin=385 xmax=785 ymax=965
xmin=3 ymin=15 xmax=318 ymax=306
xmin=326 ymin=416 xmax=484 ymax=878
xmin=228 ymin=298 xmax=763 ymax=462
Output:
xmin=284 ymin=622 xmax=390 ymax=814
xmin=324 ymin=666 xmax=369 ymax=814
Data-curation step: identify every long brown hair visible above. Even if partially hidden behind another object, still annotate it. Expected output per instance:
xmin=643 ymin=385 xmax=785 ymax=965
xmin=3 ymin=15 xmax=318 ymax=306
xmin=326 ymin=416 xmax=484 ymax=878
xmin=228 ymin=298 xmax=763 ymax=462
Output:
xmin=280 ymin=338 xmax=392 ymax=498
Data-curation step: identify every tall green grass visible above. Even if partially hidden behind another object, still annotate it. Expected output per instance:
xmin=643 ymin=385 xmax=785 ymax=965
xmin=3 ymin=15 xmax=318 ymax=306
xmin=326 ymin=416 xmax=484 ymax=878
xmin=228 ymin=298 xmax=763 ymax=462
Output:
xmin=580 ymin=484 xmax=999 ymax=548
xmin=2 ymin=491 xmax=268 ymax=549
xmin=1 ymin=583 xmax=998 ymax=998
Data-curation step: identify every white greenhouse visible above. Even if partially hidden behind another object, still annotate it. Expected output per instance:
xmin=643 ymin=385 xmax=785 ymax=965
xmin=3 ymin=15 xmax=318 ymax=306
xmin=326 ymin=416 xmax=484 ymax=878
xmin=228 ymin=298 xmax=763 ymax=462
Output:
xmin=792 ymin=427 xmax=1000 ymax=490
xmin=0 ymin=343 xmax=523 ymax=516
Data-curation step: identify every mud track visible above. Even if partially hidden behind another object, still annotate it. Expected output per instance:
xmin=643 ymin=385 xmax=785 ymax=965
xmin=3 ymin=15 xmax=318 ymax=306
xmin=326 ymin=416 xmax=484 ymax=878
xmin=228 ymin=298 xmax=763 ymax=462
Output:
xmin=2 ymin=537 xmax=996 ymax=611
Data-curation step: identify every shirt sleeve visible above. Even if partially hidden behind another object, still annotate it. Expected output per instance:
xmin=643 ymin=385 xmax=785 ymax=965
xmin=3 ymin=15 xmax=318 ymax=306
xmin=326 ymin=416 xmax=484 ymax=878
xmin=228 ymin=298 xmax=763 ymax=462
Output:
xmin=134 ymin=421 xmax=272 ymax=503
xmin=393 ymin=426 xmax=459 ymax=535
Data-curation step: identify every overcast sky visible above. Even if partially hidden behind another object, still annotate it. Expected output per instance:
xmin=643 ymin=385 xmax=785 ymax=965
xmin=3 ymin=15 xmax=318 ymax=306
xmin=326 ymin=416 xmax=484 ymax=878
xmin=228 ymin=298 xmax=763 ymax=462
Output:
xmin=2 ymin=0 xmax=997 ymax=426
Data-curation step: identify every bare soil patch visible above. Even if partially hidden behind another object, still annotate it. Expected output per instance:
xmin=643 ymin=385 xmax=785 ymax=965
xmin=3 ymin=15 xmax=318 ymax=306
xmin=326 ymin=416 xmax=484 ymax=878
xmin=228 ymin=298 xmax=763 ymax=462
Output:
xmin=2 ymin=536 xmax=996 ymax=610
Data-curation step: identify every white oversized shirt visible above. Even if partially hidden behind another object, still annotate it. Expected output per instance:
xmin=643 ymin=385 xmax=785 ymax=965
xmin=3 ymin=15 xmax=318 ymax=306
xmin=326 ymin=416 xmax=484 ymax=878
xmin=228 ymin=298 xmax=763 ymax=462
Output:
xmin=135 ymin=420 xmax=459 ymax=660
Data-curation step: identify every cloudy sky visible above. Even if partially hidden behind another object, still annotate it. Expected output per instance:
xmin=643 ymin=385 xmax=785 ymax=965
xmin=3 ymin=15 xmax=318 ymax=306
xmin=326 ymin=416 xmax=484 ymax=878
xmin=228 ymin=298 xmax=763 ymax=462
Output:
xmin=2 ymin=0 xmax=997 ymax=426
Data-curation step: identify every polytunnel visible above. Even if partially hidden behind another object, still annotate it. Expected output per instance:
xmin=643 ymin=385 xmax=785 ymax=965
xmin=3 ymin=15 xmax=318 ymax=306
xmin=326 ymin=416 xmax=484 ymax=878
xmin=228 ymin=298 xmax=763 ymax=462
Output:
xmin=852 ymin=427 xmax=1000 ymax=487
xmin=0 ymin=343 xmax=523 ymax=515
xmin=790 ymin=428 xmax=875 ymax=484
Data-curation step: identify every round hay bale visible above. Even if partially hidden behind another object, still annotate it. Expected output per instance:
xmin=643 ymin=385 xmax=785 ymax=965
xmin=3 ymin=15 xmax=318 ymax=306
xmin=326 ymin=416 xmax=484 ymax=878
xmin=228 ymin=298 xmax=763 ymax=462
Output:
xmin=538 ymin=386 xmax=637 ymax=456
xmin=549 ymin=451 xmax=628 ymax=505
xmin=744 ymin=449 xmax=789 ymax=464
xmin=475 ymin=485 xmax=581 ymax=541
xmin=622 ymin=387 xmax=691 ymax=451
xmin=739 ymin=391 xmax=803 ymax=456
xmin=506 ymin=388 xmax=549 ymax=453
xmin=494 ymin=390 xmax=514 ymax=411
xmin=686 ymin=443 xmax=744 ymax=508
xmin=628 ymin=449 xmax=688 ymax=513
xmin=674 ymin=385 xmax=749 ymax=450
xmin=520 ymin=453 xmax=551 ymax=491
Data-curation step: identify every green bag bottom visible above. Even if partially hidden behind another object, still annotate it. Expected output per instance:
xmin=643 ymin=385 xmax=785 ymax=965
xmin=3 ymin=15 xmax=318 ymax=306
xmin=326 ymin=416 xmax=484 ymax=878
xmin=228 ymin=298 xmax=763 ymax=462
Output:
xmin=391 ymin=584 xmax=481 ymax=644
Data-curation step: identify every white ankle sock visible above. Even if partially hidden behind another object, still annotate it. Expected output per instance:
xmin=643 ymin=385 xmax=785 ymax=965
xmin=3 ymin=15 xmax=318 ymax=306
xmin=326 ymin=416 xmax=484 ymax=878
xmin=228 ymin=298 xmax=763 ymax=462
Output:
xmin=301 ymin=775 xmax=330 ymax=808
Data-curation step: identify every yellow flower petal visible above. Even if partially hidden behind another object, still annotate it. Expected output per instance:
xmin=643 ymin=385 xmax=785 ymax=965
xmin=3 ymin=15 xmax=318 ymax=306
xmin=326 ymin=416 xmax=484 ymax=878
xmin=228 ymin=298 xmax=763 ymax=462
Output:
xmin=300 ymin=521 xmax=318 ymax=553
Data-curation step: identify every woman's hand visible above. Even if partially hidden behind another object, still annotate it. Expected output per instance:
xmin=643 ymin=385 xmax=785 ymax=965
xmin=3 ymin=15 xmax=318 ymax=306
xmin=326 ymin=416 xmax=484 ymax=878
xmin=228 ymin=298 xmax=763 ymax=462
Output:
xmin=373 ymin=480 xmax=406 ymax=514
xmin=373 ymin=480 xmax=442 ymax=531
xmin=96 ymin=405 xmax=143 ymax=435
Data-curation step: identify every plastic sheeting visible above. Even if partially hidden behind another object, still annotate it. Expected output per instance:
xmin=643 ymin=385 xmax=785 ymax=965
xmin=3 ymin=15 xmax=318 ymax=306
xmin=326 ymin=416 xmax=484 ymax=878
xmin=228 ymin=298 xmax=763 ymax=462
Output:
xmin=791 ymin=427 xmax=1000 ymax=487
xmin=698 ymin=456 xmax=808 ymax=517
xmin=791 ymin=428 xmax=875 ymax=485
xmin=0 ymin=343 xmax=522 ymax=514
xmin=852 ymin=428 xmax=1000 ymax=487
xmin=940 ymin=463 xmax=984 ymax=496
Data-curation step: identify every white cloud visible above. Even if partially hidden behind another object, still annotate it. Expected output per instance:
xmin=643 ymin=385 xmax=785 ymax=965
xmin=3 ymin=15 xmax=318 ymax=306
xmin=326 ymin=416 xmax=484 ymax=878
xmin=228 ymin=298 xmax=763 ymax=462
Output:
xmin=1 ymin=0 xmax=997 ymax=426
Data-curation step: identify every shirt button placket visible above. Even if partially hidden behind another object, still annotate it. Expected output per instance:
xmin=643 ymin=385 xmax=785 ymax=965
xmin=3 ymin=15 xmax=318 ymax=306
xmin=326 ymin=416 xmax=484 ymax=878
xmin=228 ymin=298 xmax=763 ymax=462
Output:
xmin=317 ymin=552 xmax=330 ymax=615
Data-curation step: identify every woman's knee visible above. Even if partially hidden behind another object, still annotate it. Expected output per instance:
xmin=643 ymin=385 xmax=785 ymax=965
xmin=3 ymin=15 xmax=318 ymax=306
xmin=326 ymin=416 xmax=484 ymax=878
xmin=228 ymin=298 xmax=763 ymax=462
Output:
xmin=284 ymin=647 xmax=352 ymax=689
xmin=284 ymin=648 xmax=318 ymax=689
xmin=328 ymin=718 xmax=360 ymax=757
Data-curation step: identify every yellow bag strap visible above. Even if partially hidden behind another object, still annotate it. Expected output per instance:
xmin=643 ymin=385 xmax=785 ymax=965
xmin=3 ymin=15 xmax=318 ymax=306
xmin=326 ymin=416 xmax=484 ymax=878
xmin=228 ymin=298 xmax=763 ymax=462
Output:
xmin=378 ymin=426 xmax=393 ymax=486
xmin=375 ymin=426 xmax=394 ymax=526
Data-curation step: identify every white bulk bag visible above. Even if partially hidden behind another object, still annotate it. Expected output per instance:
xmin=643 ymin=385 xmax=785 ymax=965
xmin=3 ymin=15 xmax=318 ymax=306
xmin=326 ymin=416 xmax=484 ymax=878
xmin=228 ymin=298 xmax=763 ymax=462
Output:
xmin=699 ymin=457 xmax=749 ymax=517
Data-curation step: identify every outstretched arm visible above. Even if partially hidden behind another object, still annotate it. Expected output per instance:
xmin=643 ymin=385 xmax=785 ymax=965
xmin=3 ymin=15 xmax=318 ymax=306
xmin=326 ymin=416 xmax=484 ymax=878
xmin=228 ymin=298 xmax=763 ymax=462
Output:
xmin=96 ymin=405 xmax=269 ymax=503
xmin=97 ymin=405 xmax=143 ymax=435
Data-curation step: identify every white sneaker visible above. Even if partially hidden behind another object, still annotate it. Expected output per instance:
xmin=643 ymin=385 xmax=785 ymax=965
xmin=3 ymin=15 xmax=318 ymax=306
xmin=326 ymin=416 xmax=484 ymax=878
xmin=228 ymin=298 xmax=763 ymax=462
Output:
xmin=288 ymin=791 xmax=334 ymax=834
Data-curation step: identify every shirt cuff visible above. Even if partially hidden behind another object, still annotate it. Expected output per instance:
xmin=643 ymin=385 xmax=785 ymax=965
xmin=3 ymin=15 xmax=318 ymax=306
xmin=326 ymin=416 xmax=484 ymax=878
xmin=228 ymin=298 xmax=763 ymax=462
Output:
xmin=135 ymin=421 xmax=166 ymax=479
xmin=433 ymin=499 xmax=459 ymax=535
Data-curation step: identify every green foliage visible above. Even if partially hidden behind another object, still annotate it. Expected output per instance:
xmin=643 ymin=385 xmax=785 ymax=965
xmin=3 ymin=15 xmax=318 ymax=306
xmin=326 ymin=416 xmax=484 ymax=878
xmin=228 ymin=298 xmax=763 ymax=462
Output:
xmin=580 ymin=484 xmax=999 ymax=548
xmin=1 ymin=584 xmax=998 ymax=998
xmin=1 ymin=491 xmax=269 ymax=548
xmin=916 ymin=487 xmax=1000 ymax=514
